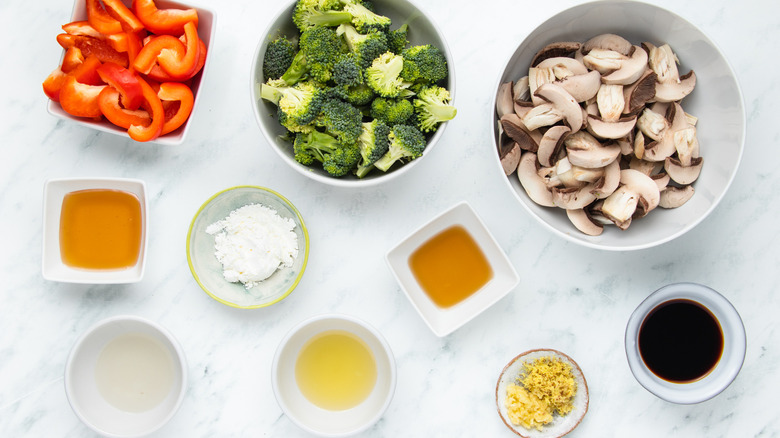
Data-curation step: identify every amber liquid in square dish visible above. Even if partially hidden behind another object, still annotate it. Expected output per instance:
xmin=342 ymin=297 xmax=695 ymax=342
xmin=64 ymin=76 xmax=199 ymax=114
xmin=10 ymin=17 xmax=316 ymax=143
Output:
xmin=59 ymin=189 xmax=142 ymax=270
xmin=409 ymin=225 xmax=494 ymax=308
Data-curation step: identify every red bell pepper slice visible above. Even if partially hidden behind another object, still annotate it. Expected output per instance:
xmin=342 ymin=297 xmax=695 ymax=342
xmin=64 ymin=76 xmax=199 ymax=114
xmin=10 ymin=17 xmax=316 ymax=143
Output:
xmin=59 ymin=76 xmax=107 ymax=118
xmin=156 ymin=21 xmax=199 ymax=79
xmin=128 ymin=76 xmax=164 ymax=141
xmin=125 ymin=31 xmax=144 ymax=72
xmin=132 ymin=35 xmax=184 ymax=75
xmin=62 ymin=47 xmax=85 ymax=73
xmin=68 ymin=55 xmax=104 ymax=86
xmin=58 ymin=34 xmax=129 ymax=67
xmin=103 ymin=0 xmax=145 ymax=33
xmin=157 ymin=82 xmax=193 ymax=134
xmin=98 ymin=87 xmax=151 ymax=129
xmin=43 ymin=68 xmax=68 ymax=102
xmin=132 ymin=0 xmax=199 ymax=35
xmin=86 ymin=0 xmax=123 ymax=35
xmin=62 ymin=20 xmax=103 ymax=38
xmin=97 ymin=62 xmax=143 ymax=110
xmin=144 ymin=37 xmax=206 ymax=81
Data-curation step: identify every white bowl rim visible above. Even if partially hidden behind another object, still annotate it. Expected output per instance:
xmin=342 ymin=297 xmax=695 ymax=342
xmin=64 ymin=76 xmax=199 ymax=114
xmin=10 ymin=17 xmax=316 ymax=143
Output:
xmin=489 ymin=0 xmax=746 ymax=251
xmin=271 ymin=313 xmax=397 ymax=436
xmin=249 ymin=0 xmax=457 ymax=187
xmin=64 ymin=314 xmax=188 ymax=437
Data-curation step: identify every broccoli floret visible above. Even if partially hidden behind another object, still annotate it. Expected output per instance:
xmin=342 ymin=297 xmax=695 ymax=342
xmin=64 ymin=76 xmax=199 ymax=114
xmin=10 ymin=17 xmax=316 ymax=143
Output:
xmin=413 ymin=85 xmax=457 ymax=133
xmin=263 ymin=36 xmax=297 ymax=80
xmin=387 ymin=24 xmax=409 ymax=54
xmin=365 ymin=52 xmax=412 ymax=98
xmin=293 ymin=130 xmax=360 ymax=176
xmin=337 ymin=23 xmax=388 ymax=69
xmin=400 ymin=45 xmax=448 ymax=84
xmin=314 ymin=98 xmax=364 ymax=145
xmin=261 ymin=80 xmax=325 ymax=126
xmin=292 ymin=0 xmax=352 ymax=32
xmin=280 ymin=26 xmax=343 ymax=85
xmin=355 ymin=119 xmax=390 ymax=177
xmin=332 ymin=83 xmax=375 ymax=106
xmin=373 ymin=124 xmax=425 ymax=171
xmin=341 ymin=0 xmax=391 ymax=33
xmin=331 ymin=53 xmax=363 ymax=86
xmin=370 ymin=97 xmax=413 ymax=125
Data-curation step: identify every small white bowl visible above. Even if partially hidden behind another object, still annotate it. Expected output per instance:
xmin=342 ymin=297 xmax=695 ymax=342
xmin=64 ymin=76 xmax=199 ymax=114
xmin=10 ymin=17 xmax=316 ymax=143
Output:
xmin=42 ymin=178 xmax=148 ymax=284
xmin=496 ymin=349 xmax=589 ymax=438
xmin=625 ymin=282 xmax=746 ymax=404
xmin=186 ymin=186 xmax=309 ymax=309
xmin=250 ymin=0 xmax=455 ymax=186
xmin=385 ymin=201 xmax=519 ymax=337
xmin=491 ymin=0 xmax=745 ymax=250
xmin=46 ymin=0 xmax=217 ymax=145
xmin=272 ymin=314 xmax=396 ymax=437
xmin=65 ymin=315 xmax=188 ymax=437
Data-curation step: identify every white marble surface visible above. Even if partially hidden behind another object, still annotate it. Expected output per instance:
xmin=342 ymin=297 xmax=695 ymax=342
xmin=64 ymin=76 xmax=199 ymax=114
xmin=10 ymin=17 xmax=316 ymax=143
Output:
xmin=2 ymin=0 xmax=779 ymax=436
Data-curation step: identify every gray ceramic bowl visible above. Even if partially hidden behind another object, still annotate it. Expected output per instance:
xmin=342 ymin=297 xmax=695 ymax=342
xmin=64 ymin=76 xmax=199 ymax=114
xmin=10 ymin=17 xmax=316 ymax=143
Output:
xmin=250 ymin=0 xmax=455 ymax=187
xmin=491 ymin=0 xmax=744 ymax=250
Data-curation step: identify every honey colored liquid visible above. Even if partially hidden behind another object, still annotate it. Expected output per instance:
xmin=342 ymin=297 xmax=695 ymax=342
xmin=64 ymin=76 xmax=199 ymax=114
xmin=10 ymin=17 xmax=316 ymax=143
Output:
xmin=295 ymin=330 xmax=377 ymax=411
xmin=409 ymin=226 xmax=494 ymax=308
xmin=59 ymin=189 xmax=142 ymax=269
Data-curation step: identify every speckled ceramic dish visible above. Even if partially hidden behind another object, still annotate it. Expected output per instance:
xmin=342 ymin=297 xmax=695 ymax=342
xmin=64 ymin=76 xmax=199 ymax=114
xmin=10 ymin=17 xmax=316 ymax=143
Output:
xmin=186 ymin=186 xmax=309 ymax=309
xmin=496 ymin=349 xmax=588 ymax=438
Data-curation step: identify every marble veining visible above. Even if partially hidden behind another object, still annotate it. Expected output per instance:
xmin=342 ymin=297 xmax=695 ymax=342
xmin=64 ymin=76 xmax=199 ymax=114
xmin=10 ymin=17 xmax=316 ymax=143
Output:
xmin=2 ymin=0 xmax=780 ymax=436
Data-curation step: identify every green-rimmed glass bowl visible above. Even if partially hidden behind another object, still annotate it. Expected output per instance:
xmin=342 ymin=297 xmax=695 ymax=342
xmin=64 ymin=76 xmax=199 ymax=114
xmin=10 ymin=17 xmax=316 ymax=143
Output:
xmin=187 ymin=186 xmax=309 ymax=309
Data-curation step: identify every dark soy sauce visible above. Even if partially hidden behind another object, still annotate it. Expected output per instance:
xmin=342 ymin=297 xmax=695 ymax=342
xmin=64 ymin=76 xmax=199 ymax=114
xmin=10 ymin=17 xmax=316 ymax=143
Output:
xmin=638 ymin=299 xmax=724 ymax=383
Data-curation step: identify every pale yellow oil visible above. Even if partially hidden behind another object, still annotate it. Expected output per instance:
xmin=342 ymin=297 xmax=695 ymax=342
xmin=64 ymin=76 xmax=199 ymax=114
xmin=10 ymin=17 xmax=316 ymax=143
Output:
xmin=295 ymin=330 xmax=377 ymax=411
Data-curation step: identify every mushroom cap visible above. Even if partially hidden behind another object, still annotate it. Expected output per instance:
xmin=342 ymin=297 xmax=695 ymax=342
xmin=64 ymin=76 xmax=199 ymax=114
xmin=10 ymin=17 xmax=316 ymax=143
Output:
xmin=552 ymin=184 xmax=598 ymax=210
xmin=538 ymin=125 xmax=571 ymax=167
xmin=593 ymin=159 xmax=621 ymax=199
xmin=536 ymin=56 xmax=589 ymax=76
xmin=558 ymin=70 xmax=602 ymax=103
xmin=659 ymin=185 xmax=695 ymax=208
xmin=602 ymin=45 xmax=648 ymax=85
xmin=619 ymin=168 xmax=661 ymax=213
xmin=496 ymin=82 xmax=515 ymax=118
xmin=517 ymin=152 xmax=555 ymax=207
xmin=500 ymin=114 xmax=539 ymax=152
xmin=582 ymin=33 xmax=633 ymax=56
xmin=654 ymin=70 xmax=696 ymax=102
xmin=665 ymin=156 xmax=703 ymax=185
xmin=587 ymin=115 xmax=637 ymax=140
xmin=522 ymin=102 xmax=563 ymax=131
xmin=531 ymin=41 xmax=582 ymax=67
xmin=513 ymin=76 xmax=530 ymax=103
xmin=565 ymin=131 xmax=621 ymax=168
xmin=623 ymin=70 xmax=657 ymax=114
xmin=534 ymin=83 xmax=583 ymax=132
xmin=500 ymin=142 xmax=522 ymax=176
xmin=566 ymin=208 xmax=604 ymax=236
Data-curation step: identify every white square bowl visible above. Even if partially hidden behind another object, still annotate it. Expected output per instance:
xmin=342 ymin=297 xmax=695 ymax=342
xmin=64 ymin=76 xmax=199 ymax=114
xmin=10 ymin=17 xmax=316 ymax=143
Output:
xmin=386 ymin=202 xmax=519 ymax=337
xmin=46 ymin=0 xmax=217 ymax=145
xmin=42 ymin=178 xmax=148 ymax=283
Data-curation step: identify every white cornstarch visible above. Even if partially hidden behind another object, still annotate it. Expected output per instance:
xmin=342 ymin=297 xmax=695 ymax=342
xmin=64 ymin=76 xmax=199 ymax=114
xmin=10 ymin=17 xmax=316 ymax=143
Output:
xmin=206 ymin=203 xmax=298 ymax=289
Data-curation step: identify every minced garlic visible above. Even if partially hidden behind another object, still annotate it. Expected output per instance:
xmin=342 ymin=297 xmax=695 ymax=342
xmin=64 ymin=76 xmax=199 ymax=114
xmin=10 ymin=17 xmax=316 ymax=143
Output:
xmin=504 ymin=356 xmax=577 ymax=431
xmin=505 ymin=383 xmax=552 ymax=431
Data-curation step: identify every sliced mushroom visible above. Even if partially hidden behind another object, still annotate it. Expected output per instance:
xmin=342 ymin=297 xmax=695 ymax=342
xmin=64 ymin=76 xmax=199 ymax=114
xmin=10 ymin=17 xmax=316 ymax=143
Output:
xmin=499 ymin=140 xmax=522 ymax=176
xmin=593 ymin=159 xmax=621 ymax=199
xmin=623 ymin=70 xmax=657 ymax=114
xmin=582 ymin=33 xmax=633 ymax=56
xmin=602 ymin=45 xmax=648 ymax=85
xmin=496 ymin=82 xmax=514 ymax=118
xmin=565 ymin=131 xmax=621 ymax=168
xmin=601 ymin=169 xmax=660 ymax=227
xmin=551 ymin=184 xmax=598 ymax=210
xmin=522 ymin=103 xmax=563 ymax=131
xmin=566 ymin=208 xmax=604 ymax=236
xmin=648 ymin=44 xmax=680 ymax=84
xmin=537 ymin=125 xmax=570 ymax=167
xmin=528 ymin=67 xmax=558 ymax=106
xmin=582 ymin=49 xmax=626 ymax=75
xmin=517 ymin=152 xmax=554 ymax=207
xmin=536 ymin=57 xmax=589 ymax=76
xmin=513 ymin=76 xmax=530 ymax=103
xmin=651 ymin=172 xmax=671 ymax=191
xmin=500 ymin=114 xmax=539 ymax=152
xmin=597 ymin=84 xmax=625 ymax=121
xmin=530 ymin=41 xmax=581 ymax=67
xmin=673 ymin=126 xmax=698 ymax=166
xmin=557 ymin=70 xmax=601 ymax=102
xmin=533 ymin=83 xmax=583 ymax=132
xmin=654 ymin=70 xmax=696 ymax=102
xmin=587 ymin=115 xmax=637 ymax=139
xmin=665 ymin=156 xmax=703 ymax=185
xmin=659 ymin=185 xmax=695 ymax=208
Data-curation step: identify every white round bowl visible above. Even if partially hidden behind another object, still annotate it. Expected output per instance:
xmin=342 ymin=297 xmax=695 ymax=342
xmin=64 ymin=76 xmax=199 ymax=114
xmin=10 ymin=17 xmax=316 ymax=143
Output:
xmin=491 ymin=0 xmax=745 ymax=250
xmin=187 ymin=186 xmax=309 ymax=309
xmin=625 ymin=283 xmax=746 ymax=404
xmin=65 ymin=316 xmax=187 ymax=437
xmin=250 ymin=0 xmax=455 ymax=187
xmin=272 ymin=314 xmax=396 ymax=436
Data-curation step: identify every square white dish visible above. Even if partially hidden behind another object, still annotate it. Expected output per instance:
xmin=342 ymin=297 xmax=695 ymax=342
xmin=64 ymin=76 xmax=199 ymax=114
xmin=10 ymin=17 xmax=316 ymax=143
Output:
xmin=42 ymin=177 xmax=148 ymax=283
xmin=386 ymin=202 xmax=519 ymax=337
xmin=46 ymin=0 xmax=217 ymax=145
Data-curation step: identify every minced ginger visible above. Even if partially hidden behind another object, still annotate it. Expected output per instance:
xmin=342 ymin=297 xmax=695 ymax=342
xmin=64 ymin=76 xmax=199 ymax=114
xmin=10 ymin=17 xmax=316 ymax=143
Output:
xmin=504 ymin=356 xmax=577 ymax=430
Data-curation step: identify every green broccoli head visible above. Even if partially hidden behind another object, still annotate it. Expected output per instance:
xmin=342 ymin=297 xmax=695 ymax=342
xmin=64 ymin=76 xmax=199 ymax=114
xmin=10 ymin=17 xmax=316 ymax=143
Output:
xmin=292 ymin=130 xmax=360 ymax=176
xmin=263 ymin=36 xmax=297 ymax=80
xmin=370 ymin=97 xmax=413 ymax=125
xmin=281 ymin=26 xmax=344 ymax=85
xmin=400 ymin=45 xmax=448 ymax=84
xmin=337 ymin=23 xmax=388 ymax=69
xmin=341 ymin=0 xmax=391 ymax=33
xmin=387 ymin=24 xmax=409 ymax=54
xmin=365 ymin=52 xmax=412 ymax=98
xmin=331 ymin=53 xmax=363 ymax=86
xmin=323 ymin=141 xmax=361 ymax=176
xmin=292 ymin=0 xmax=352 ymax=32
xmin=413 ymin=85 xmax=457 ymax=133
xmin=355 ymin=119 xmax=390 ymax=177
xmin=314 ymin=97 xmax=364 ymax=145
xmin=373 ymin=124 xmax=426 ymax=172
xmin=331 ymin=83 xmax=375 ymax=106
xmin=261 ymin=80 xmax=325 ymax=127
